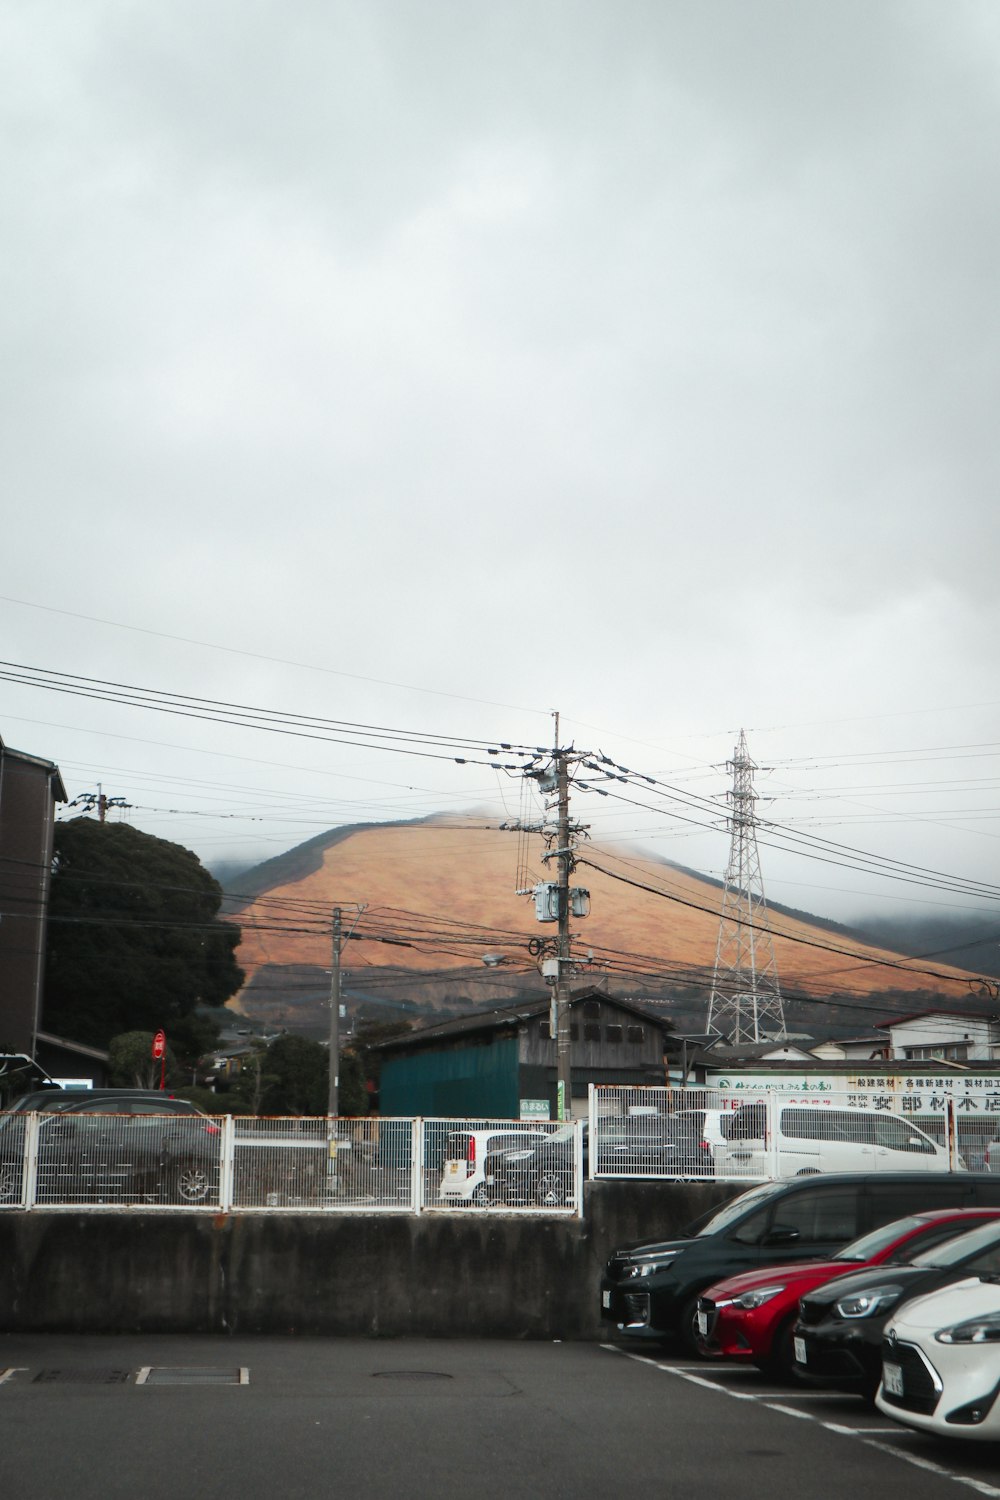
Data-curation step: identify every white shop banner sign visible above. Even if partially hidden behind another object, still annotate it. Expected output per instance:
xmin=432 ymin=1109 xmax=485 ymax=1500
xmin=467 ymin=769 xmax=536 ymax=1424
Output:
xmin=704 ymin=1069 xmax=1000 ymax=1116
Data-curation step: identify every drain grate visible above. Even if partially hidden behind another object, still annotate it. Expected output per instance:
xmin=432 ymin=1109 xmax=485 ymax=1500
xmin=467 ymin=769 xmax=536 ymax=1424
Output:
xmin=372 ymin=1370 xmax=453 ymax=1381
xmin=32 ymin=1369 xmax=132 ymax=1385
xmin=136 ymin=1367 xmax=249 ymax=1386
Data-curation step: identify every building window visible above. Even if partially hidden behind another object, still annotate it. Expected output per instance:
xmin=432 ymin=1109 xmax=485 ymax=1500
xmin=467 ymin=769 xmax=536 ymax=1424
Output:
xmin=570 ymin=1024 xmax=579 ymax=1041
xmin=538 ymin=1021 xmax=551 ymax=1040
xmin=626 ymin=1025 xmax=645 ymax=1044
xmin=904 ymin=1044 xmax=969 ymax=1062
xmin=583 ymin=1000 xmax=601 ymax=1019
xmin=606 ymin=1024 xmax=623 ymax=1044
xmin=583 ymin=1022 xmax=601 ymax=1043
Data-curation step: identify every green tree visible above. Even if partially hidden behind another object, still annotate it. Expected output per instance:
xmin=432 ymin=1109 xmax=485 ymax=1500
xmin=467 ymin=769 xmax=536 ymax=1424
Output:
xmin=338 ymin=1048 xmax=367 ymax=1117
xmin=44 ymin=818 xmax=243 ymax=1051
xmin=108 ymin=1030 xmax=176 ymax=1089
xmin=230 ymin=1034 xmax=327 ymax=1114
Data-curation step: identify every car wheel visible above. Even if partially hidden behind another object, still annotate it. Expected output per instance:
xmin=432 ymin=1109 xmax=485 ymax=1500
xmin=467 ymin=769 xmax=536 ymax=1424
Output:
xmin=677 ymin=1295 xmax=705 ymax=1358
xmin=173 ymin=1159 xmax=213 ymax=1205
xmin=535 ymin=1171 xmax=567 ymax=1208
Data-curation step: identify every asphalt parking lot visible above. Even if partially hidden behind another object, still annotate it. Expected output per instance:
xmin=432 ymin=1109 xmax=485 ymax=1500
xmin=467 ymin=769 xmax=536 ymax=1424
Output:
xmin=2 ymin=1334 xmax=997 ymax=1500
xmin=610 ymin=1343 xmax=1000 ymax=1499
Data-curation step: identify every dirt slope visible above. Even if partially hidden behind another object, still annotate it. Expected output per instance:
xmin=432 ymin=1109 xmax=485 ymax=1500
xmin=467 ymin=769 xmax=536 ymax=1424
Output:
xmin=224 ymin=816 xmax=977 ymax=1027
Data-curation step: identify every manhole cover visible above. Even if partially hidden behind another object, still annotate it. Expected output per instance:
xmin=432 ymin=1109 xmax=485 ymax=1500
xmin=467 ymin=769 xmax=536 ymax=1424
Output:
xmin=136 ymin=1368 xmax=249 ymax=1386
xmin=32 ymin=1369 xmax=132 ymax=1384
xmin=372 ymin=1371 xmax=453 ymax=1382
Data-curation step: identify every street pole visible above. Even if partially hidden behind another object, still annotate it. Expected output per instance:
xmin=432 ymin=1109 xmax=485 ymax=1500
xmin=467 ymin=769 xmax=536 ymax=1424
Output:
xmin=328 ymin=906 xmax=342 ymax=1119
xmin=553 ymin=745 xmax=573 ymax=1121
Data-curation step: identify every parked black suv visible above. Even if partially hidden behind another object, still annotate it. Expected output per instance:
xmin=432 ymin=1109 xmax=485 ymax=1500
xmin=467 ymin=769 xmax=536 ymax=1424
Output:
xmin=600 ymin=1172 xmax=1000 ymax=1353
xmin=0 ymin=1089 xmax=221 ymax=1206
xmin=483 ymin=1123 xmax=586 ymax=1207
xmin=595 ymin=1114 xmax=714 ymax=1177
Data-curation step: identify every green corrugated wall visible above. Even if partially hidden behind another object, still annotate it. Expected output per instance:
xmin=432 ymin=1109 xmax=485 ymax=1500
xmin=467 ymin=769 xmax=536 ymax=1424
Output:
xmin=380 ymin=1037 xmax=520 ymax=1117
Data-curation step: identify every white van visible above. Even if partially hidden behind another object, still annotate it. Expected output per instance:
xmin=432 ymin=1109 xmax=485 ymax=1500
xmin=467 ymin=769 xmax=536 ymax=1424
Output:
xmin=716 ymin=1101 xmax=958 ymax=1178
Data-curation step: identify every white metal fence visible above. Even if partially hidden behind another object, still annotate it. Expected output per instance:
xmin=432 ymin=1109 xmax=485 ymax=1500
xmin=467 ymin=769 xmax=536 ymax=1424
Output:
xmin=4 ymin=1088 xmax=985 ymax=1213
xmin=588 ymin=1085 xmax=988 ymax=1180
xmin=0 ymin=1113 xmax=583 ymax=1215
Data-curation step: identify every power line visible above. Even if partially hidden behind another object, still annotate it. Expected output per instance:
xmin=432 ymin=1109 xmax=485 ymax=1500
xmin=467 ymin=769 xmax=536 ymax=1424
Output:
xmin=0 ymin=661 xmax=545 ymax=768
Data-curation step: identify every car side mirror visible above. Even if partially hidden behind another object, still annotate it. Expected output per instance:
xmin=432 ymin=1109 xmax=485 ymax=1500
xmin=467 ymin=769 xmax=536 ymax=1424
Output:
xmin=763 ymin=1226 xmax=801 ymax=1247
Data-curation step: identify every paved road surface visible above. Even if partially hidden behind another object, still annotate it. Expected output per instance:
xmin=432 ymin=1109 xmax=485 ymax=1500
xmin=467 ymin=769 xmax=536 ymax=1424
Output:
xmin=2 ymin=1334 xmax=996 ymax=1500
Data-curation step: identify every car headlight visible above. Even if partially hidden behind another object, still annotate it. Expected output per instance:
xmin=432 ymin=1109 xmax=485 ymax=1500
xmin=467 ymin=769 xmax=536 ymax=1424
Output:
xmin=835 ymin=1285 xmax=904 ymax=1320
xmin=936 ymin=1314 xmax=1000 ymax=1344
xmin=732 ymin=1284 xmax=786 ymax=1311
xmin=624 ymin=1252 xmax=679 ymax=1278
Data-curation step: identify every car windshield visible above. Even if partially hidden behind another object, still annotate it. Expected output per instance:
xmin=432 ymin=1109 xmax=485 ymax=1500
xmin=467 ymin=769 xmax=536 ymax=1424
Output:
xmin=33 ymin=1094 xmax=95 ymax=1113
xmin=834 ymin=1216 xmax=925 ymax=1261
xmin=910 ymin=1220 xmax=1000 ymax=1269
xmin=686 ymin=1181 xmax=788 ymax=1238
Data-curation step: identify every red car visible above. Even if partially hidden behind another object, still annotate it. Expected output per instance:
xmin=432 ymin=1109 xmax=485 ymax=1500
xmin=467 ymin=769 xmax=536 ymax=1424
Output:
xmin=695 ymin=1208 xmax=1000 ymax=1377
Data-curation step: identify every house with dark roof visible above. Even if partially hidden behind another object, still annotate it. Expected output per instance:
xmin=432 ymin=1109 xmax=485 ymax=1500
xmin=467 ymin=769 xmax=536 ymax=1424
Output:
xmin=374 ymin=986 xmax=673 ymax=1118
xmin=0 ymin=736 xmax=66 ymax=1057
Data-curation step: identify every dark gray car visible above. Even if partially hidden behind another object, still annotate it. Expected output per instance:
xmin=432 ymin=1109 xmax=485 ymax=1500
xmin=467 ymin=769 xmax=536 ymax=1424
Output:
xmin=0 ymin=1089 xmax=221 ymax=1205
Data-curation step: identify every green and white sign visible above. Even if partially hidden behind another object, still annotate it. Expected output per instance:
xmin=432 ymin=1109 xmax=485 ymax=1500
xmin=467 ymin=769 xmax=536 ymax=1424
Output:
xmin=705 ymin=1069 xmax=1000 ymax=1117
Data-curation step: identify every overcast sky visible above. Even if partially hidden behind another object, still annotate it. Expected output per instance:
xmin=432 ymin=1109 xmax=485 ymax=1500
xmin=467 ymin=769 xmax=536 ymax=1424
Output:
xmin=2 ymin=1 xmax=998 ymax=931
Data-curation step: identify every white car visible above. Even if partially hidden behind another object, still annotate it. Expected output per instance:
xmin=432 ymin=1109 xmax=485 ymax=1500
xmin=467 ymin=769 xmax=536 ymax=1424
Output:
xmin=674 ymin=1107 xmax=728 ymax=1162
xmin=876 ymin=1274 xmax=1000 ymax=1439
xmin=438 ymin=1126 xmax=548 ymax=1206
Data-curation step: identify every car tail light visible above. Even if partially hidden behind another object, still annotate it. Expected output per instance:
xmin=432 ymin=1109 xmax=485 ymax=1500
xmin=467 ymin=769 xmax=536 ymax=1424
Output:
xmin=467 ymin=1137 xmax=476 ymax=1168
xmin=203 ymin=1122 xmax=221 ymax=1135
xmin=701 ymin=1139 xmax=711 ymax=1152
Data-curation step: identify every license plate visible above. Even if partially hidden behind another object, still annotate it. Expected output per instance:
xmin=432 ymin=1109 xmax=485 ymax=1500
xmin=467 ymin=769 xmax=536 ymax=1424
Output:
xmin=602 ymin=1290 xmax=611 ymax=1309
xmin=883 ymin=1361 xmax=904 ymax=1397
xmin=697 ymin=1311 xmax=709 ymax=1336
xmin=793 ymin=1337 xmax=806 ymax=1366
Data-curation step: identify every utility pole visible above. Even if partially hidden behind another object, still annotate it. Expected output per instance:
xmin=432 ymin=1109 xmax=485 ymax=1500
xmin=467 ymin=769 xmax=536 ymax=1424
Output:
xmin=67 ymin=786 xmax=130 ymax=821
xmin=514 ymin=713 xmax=590 ymax=1123
xmin=328 ymin=906 xmax=342 ymax=1118
xmin=552 ymin=743 xmax=573 ymax=1121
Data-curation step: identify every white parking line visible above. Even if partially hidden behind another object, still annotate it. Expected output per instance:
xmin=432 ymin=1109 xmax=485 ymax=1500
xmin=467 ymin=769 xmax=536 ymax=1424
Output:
xmin=825 ymin=1424 xmax=905 ymax=1435
xmin=669 ymin=1363 xmax=755 ymax=1373
xmin=0 ymin=1369 xmax=27 ymax=1384
xmin=859 ymin=1438 xmax=1000 ymax=1500
xmin=666 ymin=1370 xmax=730 ymax=1391
xmin=742 ymin=1390 xmax=851 ymax=1400
xmin=602 ymin=1345 xmax=1000 ymax=1497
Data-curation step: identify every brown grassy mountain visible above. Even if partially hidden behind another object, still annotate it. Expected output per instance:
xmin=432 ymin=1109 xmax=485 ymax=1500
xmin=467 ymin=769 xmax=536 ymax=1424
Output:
xmin=220 ymin=816 xmax=982 ymax=1039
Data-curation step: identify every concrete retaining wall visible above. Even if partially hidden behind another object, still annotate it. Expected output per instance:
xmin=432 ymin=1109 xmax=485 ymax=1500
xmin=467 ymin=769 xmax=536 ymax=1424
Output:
xmin=0 ymin=1181 xmax=739 ymax=1338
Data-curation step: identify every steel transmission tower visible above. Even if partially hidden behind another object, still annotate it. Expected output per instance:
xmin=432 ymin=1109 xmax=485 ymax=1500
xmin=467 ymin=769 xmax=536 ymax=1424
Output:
xmin=706 ymin=729 xmax=786 ymax=1043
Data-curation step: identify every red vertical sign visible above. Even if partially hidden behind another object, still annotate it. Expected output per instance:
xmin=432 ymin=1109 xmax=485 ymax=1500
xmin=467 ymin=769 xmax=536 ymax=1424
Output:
xmin=152 ymin=1029 xmax=166 ymax=1090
